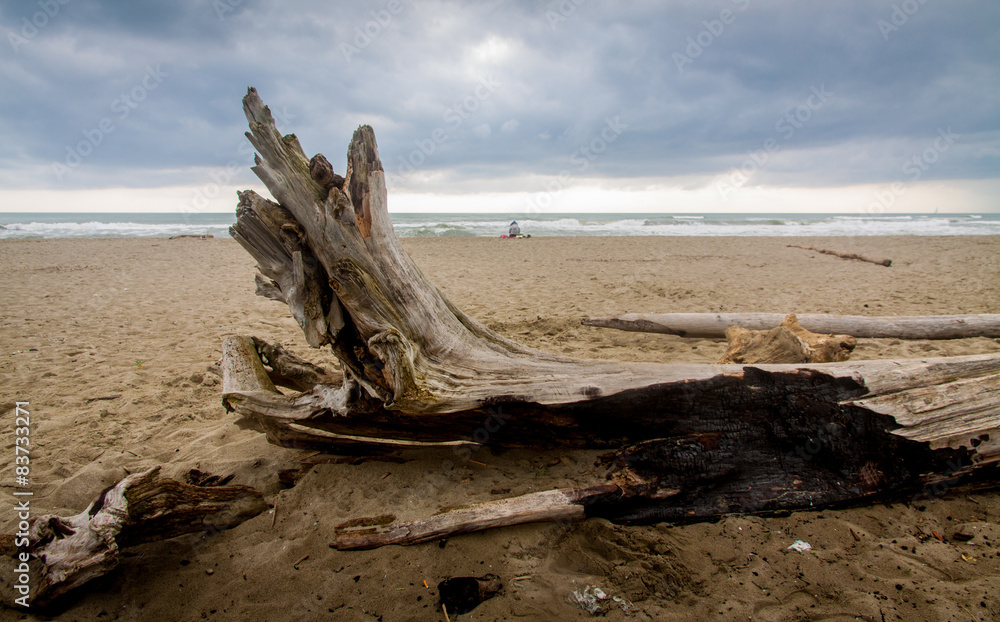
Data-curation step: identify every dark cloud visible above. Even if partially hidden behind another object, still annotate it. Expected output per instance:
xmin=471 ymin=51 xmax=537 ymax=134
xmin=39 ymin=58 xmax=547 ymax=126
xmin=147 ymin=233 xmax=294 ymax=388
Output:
xmin=0 ymin=0 xmax=997 ymax=199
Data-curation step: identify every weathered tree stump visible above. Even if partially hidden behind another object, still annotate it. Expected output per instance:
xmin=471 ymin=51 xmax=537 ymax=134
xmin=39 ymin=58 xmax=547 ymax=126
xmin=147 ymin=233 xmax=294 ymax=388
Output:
xmin=222 ymin=88 xmax=1000 ymax=547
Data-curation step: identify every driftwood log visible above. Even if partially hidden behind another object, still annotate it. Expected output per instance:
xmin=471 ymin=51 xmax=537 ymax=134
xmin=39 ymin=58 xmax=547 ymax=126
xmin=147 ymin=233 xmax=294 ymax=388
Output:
xmin=223 ymin=88 xmax=1000 ymax=547
xmin=2 ymin=467 xmax=266 ymax=608
xmin=582 ymin=312 xmax=1000 ymax=340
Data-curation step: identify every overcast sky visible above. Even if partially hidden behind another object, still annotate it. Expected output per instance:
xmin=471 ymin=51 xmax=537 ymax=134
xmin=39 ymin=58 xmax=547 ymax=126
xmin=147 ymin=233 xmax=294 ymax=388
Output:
xmin=1 ymin=0 xmax=998 ymax=213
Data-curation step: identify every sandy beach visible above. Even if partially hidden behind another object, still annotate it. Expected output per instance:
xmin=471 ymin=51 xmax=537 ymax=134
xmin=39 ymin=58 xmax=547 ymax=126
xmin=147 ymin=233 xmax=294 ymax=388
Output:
xmin=2 ymin=234 xmax=999 ymax=621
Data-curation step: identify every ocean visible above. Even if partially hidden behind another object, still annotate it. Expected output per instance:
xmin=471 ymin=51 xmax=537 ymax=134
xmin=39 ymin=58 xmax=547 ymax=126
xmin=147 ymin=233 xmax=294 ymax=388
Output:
xmin=1 ymin=212 xmax=998 ymax=239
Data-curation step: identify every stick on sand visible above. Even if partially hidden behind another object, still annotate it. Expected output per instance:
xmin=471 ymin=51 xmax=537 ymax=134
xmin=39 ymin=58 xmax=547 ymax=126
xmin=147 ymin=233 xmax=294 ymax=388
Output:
xmin=787 ymin=244 xmax=891 ymax=267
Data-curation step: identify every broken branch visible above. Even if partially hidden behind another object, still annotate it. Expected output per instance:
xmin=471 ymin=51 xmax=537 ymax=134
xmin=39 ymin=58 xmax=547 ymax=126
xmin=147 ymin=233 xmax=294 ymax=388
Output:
xmin=787 ymin=244 xmax=892 ymax=267
xmin=3 ymin=467 xmax=266 ymax=608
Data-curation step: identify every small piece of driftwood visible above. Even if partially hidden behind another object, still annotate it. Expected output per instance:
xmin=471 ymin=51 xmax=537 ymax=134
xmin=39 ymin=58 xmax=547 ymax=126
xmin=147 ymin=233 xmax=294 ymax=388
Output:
xmin=335 ymin=483 xmax=622 ymax=550
xmin=2 ymin=467 xmax=266 ymax=608
xmin=786 ymin=244 xmax=891 ymax=267
xmin=718 ymin=313 xmax=856 ymax=364
xmin=581 ymin=313 xmax=1000 ymax=340
xmin=85 ymin=394 xmax=122 ymax=403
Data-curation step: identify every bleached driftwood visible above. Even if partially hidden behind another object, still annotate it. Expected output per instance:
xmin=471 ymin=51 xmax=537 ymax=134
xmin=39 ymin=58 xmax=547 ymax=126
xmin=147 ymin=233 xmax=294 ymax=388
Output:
xmin=335 ymin=483 xmax=621 ymax=550
xmin=582 ymin=312 xmax=1000 ymax=340
xmin=222 ymin=88 xmax=1000 ymax=546
xmin=2 ymin=467 xmax=266 ymax=608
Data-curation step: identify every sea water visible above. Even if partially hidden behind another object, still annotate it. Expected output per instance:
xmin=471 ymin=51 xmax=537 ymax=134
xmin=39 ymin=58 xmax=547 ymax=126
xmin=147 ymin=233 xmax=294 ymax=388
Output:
xmin=1 ymin=212 xmax=998 ymax=239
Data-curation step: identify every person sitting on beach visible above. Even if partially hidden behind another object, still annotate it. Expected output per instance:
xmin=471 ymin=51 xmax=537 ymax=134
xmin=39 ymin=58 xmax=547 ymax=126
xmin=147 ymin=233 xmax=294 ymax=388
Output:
xmin=508 ymin=220 xmax=520 ymax=236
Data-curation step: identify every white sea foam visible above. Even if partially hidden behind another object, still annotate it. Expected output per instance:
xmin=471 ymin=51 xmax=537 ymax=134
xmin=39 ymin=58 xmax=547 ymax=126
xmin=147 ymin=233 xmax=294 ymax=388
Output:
xmin=2 ymin=213 xmax=997 ymax=239
xmin=0 ymin=219 xmax=233 ymax=239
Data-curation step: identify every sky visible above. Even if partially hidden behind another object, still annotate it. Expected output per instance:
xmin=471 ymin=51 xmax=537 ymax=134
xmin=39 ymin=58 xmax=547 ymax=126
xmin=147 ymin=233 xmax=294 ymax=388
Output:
xmin=0 ymin=0 xmax=998 ymax=214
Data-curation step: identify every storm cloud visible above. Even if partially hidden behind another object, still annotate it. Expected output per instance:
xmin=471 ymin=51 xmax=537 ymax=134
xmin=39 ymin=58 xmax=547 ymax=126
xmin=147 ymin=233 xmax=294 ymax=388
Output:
xmin=1 ymin=0 xmax=997 ymax=211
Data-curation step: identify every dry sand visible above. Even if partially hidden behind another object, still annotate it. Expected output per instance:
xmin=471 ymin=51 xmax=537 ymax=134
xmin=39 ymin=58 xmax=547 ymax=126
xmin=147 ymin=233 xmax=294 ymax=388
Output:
xmin=1 ymin=235 xmax=999 ymax=621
